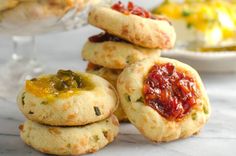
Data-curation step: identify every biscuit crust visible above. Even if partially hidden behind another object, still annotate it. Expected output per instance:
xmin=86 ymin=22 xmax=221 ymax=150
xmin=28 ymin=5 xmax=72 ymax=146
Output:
xmin=18 ymin=72 xmax=118 ymax=126
xmin=0 ymin=0 xmax=18 ymax=11
xmin=19 ymin=115 xmax=119 ymax=155
xmin=117 ymin=57 xmax=211 ymax=142
xmin=86 ymin=65 xmax=128 ymax=122
xmin=82 ymin=41 xmax=161 ymax=69
xmin=88 ymin=6 xmax=176 ymax=49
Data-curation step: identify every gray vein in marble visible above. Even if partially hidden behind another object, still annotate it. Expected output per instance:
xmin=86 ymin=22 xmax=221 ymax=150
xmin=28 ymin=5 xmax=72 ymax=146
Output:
xmin=0 ymin=133 xmax=19 ymax=137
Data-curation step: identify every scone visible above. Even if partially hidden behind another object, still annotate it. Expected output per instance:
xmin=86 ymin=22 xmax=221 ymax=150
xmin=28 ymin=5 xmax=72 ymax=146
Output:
xmin=88 ymin=1 xmax=176 ymax=49
xmin=86 ymin=63 xmax=128 ymax=122
xmin=19 ymin=115 xmax=119 ymax=155
xmin=82 ymin=32 xmax=161 ymax=69
xmin=17 ymin=70 xmax=118 ymax=126
xmin=117 ymin=57 xmax=211 ymax=142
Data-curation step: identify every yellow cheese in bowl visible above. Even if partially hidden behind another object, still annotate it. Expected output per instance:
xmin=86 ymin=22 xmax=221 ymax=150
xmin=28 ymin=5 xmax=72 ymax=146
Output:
xmin=153 ymin=0 xmax=236 ymax=50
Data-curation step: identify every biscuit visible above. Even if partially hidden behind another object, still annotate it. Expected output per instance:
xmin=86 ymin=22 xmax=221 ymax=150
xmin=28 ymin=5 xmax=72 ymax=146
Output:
xmin=0 ymin=0 xmax=18 ymax=11
xmin=117 ymin=57 xmax=211 ymax=142
xmin=88 ymin=6 xmax=176 ymax=49
xmin=17 ymin=70 xmax=118 ymax=126
xmin=19 ymin=115 xmax=119 ymax=155
xmin=86 ymin=63 xmax=128 ymax=122
xmin=82 ymin=40 xmax=161 ymax=69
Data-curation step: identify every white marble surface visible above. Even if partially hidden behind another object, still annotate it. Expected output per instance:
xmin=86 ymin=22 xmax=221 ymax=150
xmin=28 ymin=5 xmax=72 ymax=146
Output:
xmin=0 ymin=1 xmax=236 ymax=156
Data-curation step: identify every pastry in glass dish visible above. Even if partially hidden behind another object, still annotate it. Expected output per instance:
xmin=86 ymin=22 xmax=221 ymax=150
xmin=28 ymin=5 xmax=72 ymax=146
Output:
xmin=0 ymin=0 xmax=98 ymax=34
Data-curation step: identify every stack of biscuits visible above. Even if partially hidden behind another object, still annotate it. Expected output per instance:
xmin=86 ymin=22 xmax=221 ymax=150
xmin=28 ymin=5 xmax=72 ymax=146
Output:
xmin=17 ymin=70 xmax=119 ymax=155
xmin=83 ymin=2 xmax=210 ymax=143
xmin=17 ymin=1 xmax=211 ymax=155
xmin=82 ymin=2 xmax=176 ymax=121
xmin=82 ymin=2 xmax=211 ymax=142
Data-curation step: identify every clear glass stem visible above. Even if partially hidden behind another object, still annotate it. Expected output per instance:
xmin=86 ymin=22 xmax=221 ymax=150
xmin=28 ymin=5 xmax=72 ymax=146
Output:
xmin=12 ymin=36 xmax=36 ymax=62
xmin=0 ymin=36 xmax=43 ymax=102
xmin=7 ymin=36 xmax=42 ymax=83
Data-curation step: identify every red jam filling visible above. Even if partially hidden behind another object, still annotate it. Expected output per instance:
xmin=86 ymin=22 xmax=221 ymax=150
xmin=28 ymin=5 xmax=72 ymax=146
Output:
xmin=87 ymin=62 xmax=102 ymax=71
xmin=112 ymin=1 xmax=152 ymax=18
xmin=143 ymin=63 xmax=199 ymax=121
xmin=89 ymin=32 xmax=126 ymax=43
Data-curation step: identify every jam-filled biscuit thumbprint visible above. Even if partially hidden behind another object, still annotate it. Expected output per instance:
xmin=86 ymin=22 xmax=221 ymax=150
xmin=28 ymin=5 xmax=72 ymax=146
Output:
xmin=117 ymin=57 xmax=211 ymax=142
xmin=88 ymin=2 xmax=176 ymax=49
xmin=17 ymin=70 xmax=118 ymax=126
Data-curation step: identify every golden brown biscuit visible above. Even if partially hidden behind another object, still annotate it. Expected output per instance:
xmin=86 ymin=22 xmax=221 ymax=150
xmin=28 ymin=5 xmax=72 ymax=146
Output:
xmin=88 ymin=4 xmax=176 ymax=49
xmin=19 ymin=115 xmax=119 ymax=155
xmin=17 ymin=70 xmax=118 ymax=126
xmin=82 ymin=39 xmax=161 ymax=69
xmin=86 ymin=63 xmax=128 ymax=122
xmin=117 ymin=57 xmax=211 ymax=142
xmin=0 ymin=0 xmax=19 ymax=11
xmin=86 ymin=63 xmax=121 ymax=90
